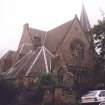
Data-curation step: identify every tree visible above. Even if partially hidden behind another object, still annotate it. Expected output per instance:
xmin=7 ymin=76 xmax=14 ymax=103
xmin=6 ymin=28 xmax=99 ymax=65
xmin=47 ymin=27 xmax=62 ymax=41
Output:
xmin=92 ymin=18 xmax=105 ymax=86
xmin=0 ymin=79 xmax=19 ymax=105
xmin=36 ymin=73 xmax=58 ymax=105
xmin=92 ymin=19 xmax=105 ymax=57
xmin=37 ymin=73 xmax=57 ymax=86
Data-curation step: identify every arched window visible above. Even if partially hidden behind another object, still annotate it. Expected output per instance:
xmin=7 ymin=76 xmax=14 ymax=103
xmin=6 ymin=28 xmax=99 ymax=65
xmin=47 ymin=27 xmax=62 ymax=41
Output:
xmin=70 ymin=39 xmax=84 ymax=59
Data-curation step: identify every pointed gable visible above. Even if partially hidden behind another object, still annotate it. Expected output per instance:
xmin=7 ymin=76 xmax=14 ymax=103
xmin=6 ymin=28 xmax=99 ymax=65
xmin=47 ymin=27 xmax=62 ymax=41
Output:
xmin=17 ymin=23 xmax=46 ymax=54
xmin=29 ymin=28 xmax=46 ymax=46
xmin=18 ymin=23 xmax=33 ymax=53
xmin=80 ymin=4 xmax=91 ymax=32
xmin=57 ymin=15 xmax=94 ymax=68
xmin=59 ymin=15 xmax=90 ymax=49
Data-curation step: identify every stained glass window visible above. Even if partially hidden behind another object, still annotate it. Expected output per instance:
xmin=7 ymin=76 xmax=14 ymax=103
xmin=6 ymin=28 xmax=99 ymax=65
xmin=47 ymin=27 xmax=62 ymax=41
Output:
xmin=70 ymin=39 xmax=84 ymax=59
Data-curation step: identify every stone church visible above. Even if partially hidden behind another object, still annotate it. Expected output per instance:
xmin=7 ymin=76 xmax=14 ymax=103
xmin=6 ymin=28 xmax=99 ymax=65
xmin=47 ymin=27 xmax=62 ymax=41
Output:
xmin=0 ymin=5 xmax=96 ymax=90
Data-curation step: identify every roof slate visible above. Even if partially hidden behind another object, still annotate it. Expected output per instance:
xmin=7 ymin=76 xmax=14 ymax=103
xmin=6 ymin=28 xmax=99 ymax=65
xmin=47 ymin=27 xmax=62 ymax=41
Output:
xmin=45 ymin=20 xmax=73 ymax=52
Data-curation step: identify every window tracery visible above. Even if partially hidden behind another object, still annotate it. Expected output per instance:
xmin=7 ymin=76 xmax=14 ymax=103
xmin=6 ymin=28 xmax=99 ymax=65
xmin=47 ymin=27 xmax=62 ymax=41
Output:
xmin=70 ymin=39 xmax=84 ymax=59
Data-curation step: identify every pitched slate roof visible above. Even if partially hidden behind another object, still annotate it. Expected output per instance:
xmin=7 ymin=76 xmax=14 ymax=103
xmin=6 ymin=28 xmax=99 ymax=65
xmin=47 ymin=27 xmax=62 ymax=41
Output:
xmin=45 ymin=20 xmax=73 ymax=53
xmin=6 ymin=46 xmax=54 ymax=79
xmin=18 ymin=19 xmax=73 ymax=54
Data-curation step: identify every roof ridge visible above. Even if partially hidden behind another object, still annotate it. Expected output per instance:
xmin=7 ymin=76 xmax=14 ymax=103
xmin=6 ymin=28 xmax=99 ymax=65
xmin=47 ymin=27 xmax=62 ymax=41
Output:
xmin=44 ymin=46 xmax=54 ymax=57
xmin=25 ymin=47 xmax=43 ymax=76
xmin=25 ymin=46 xmax=52 ymax=76
xmin=43 ymin=32 xmax=48 ymax=45
xmin=42 ymin=46 xmax=49 ymax=73
xmin=29 ymin=27 xmax=46 ymax=32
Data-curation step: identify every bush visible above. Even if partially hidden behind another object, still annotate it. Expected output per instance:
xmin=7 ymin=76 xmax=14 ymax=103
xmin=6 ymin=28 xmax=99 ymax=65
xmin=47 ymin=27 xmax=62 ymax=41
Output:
xmin=0 ymin=79 xmax=20 ymax=105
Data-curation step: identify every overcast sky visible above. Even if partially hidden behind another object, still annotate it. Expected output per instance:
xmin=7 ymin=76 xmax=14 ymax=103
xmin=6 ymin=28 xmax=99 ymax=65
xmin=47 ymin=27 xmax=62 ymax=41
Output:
xmin=0 ymin=0 xmax=105 ymax=56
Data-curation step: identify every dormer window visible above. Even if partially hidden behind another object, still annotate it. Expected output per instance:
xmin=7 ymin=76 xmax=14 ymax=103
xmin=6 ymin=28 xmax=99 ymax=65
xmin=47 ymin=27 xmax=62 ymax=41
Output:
xmin=33 ymin=36 xmax=41 ymax=49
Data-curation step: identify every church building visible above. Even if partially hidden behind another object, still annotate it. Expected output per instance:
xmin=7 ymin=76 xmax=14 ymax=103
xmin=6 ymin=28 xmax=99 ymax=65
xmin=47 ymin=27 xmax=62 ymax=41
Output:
xmin=0 ymin=5 xmax=96 ymax=90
